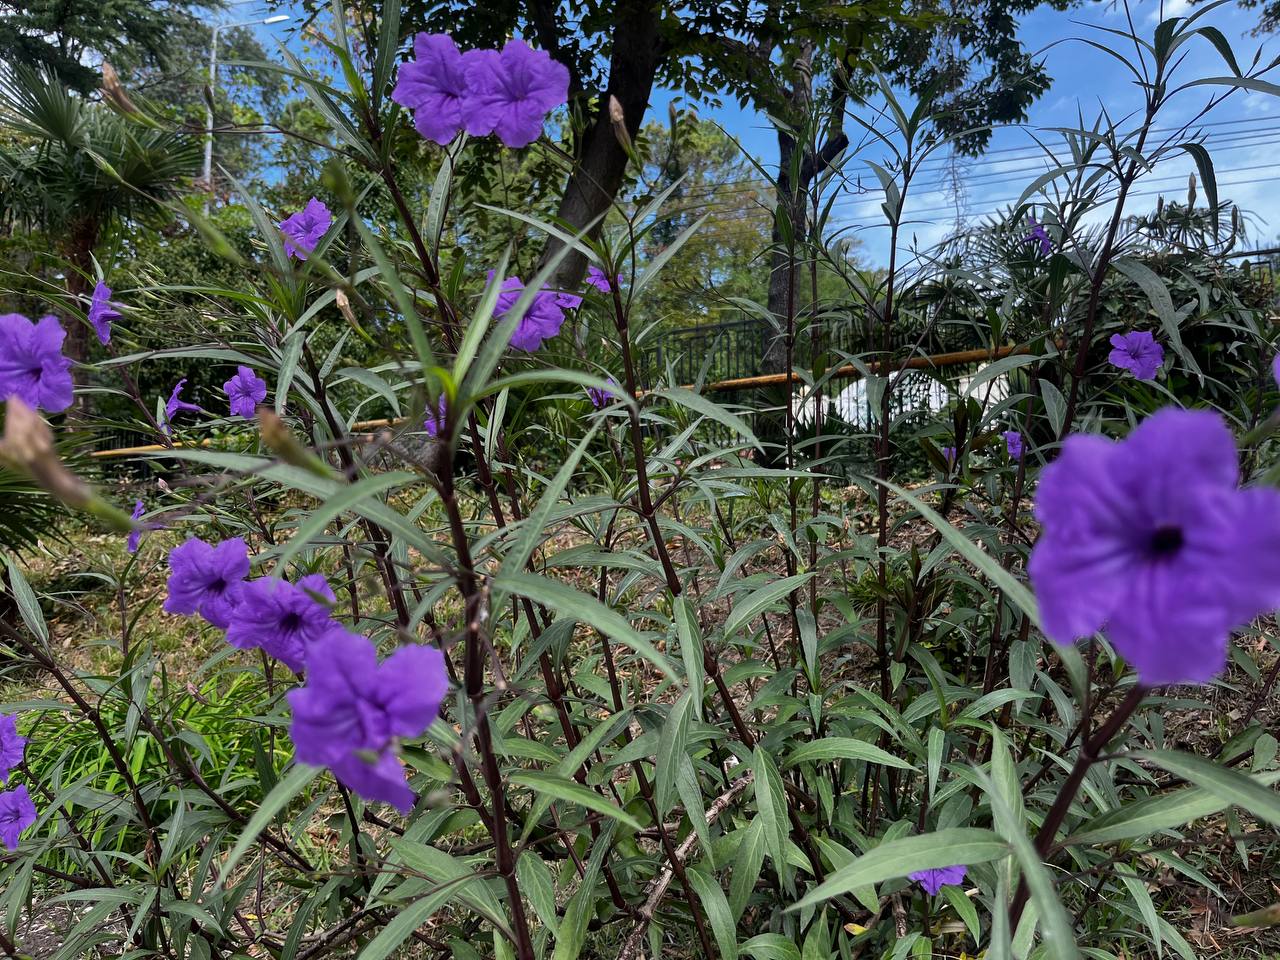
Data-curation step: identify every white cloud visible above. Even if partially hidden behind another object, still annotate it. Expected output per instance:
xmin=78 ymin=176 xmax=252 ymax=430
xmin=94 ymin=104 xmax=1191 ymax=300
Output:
xmin=1146 ymin=0 xmax=1194 ymax=25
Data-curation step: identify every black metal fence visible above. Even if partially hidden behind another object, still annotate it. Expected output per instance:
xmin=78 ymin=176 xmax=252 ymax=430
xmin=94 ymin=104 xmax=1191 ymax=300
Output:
xmin=1227 ymin=248 xmax=1280 ymax=303
xmin=637 ymin=316 xmax=999 ymax=438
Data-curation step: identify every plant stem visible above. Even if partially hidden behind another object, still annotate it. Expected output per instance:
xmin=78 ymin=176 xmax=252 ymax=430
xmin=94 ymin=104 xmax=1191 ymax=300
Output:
xmin=1007 ymin=685 xmax=1146 ymax=929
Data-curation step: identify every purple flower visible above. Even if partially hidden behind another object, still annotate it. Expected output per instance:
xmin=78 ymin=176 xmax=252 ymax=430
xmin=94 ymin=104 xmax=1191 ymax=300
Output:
xmin=225 ymin=575 xmax=339 ymax=673
xmin=909 ymin=865 xmax=967 ymax=895
xmin=462 ymin=39 xmax=570 ymax=148
xmin=588 ymin=377 xmax=616 ymax=409
xmin=554 ymin=291 xmax=584 ymax=311
xmin=288 ymin=629 xmax=448 ymax=812
xmin=1003 ymin=430 xmax=1024 ymax=460
xmin=88 ymin=281 xmax=121 ymax=346
xmin=0 ymin=715 xmax=26 ymax=784
xmin=491 ymin=273 xmax=567 ymax=352
xmin=0 ymin=314 xmax=74 ymax=413
xmin=224 ymin=365 xmax=267 ymax=419
xmin=423 ymin=396 xmax=447 ymax=437
xmin=392 ymin=33 xmax=470 ymax=145
xmin=0 ymin=785 xmax=35 ymax=851
xmin=164 ymin=537 xmax=250 ymax=629
xmin=942 ymin=445 xmax=957 ymax=467
xmin=164 ymin=378 xmax=201 ymax=433
xmin=279 ymin=198 xmax=332 ymax=261
xmin=1272 ymin=352 xmax=1280 ymax=387
xmin=1024 ymin=216 xmax=1052 ymax=256
xmin=126 ymin=499 xmax=145 ymax=554
xmin=585 ymin=265 xmax=617 ymax=294
xmin=1029 ymin=408 xmax=1280 ymax=686
xmin=1109 ymin=331 xmax=1164 ymax=381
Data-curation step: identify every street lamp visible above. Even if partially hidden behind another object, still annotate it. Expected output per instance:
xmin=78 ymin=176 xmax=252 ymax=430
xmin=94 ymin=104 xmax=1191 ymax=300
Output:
xmin=203 ymin=13 xmax=292 ymax=211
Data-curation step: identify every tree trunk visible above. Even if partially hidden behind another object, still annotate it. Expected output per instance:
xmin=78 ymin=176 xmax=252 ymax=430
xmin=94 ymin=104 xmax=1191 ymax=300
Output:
xmin=62 ymin=215 xmax=99 ymax=369
xmin=763 ymin=128 xmax=807 ymax=375
xmin=62 ymin=214 xmax=100 ymax=418
xmin=540 ymin=0 xmax=664 ymax=293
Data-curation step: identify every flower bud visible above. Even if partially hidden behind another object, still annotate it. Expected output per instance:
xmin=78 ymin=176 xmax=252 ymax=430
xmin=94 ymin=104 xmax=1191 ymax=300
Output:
xmin=335 ymin=288 xmax=357 ymax=326
xmin=258 ymin=408 xmax=335 ymax=479
xmin=100 ymin=62 xmax=139 ymax=115
xmin=0 ymin=398 xmax=133 ymax=531
xmin=608 ymin=95 xmax=635 ymax=158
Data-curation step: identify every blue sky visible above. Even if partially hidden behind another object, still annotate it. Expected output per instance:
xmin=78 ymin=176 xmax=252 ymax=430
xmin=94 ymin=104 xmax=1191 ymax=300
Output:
xmin=240 ymin=0 xmax=1280 ymax=266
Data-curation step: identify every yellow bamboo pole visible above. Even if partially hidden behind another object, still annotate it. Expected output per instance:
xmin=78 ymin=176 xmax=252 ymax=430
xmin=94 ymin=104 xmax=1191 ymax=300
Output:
xmin=87 ymin=344 xmax=1024 ymax=460
xmin=685 ymin=343 xmax=1022 ymax=394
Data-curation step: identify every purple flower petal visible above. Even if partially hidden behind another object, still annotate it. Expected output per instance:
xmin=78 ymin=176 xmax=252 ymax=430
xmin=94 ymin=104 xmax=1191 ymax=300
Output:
xmin=1108 ymin=331 xmax=1164 ymax=381
xmin=288 ymin=629 xmax=448 ymax=812
xmin=89 ymin=281 xmax=121 ymax=346
xmin=461 ymin=39 xmax=569 ymax=148
xmin=1029 ymin=408 xmax=1280 ymax=685
xmin=490 ymin=271 xmax=568 ymax=352
xmin=588 ymin=376 xmax=617 ymax=409
xmin=585 ymin=265 xmax=617 ymax=294
xmin=224 ymin=365 xmax=268 ymax=419
xmin=164 ymin=537 xmax=250 ymax=629
xmin=392 ymin=33 xmax=469 ymax=145
xmin=0 ymin=313 xmax=73 ymax=413
xmin=126 ymin=499 xmax=145 ymax=554
xmin=0 ymin=715 xmax=26 ymax=784
xmin=1003 ymin=430 xmax=1023 ymax=460
xmin=279 ymin=198 xmax=332 ymax=261
xmin=423 ymin=396 xmax=447 ymax=437
xmin=0 ymin=785 xmax=36 ymax=851
xmin=908 ymin=865 xmax=967 ymax=895
xmin=164 ymin=378 xmax=202 ymax=432
xmin=225 ymin=575 xmax=338 ymax=673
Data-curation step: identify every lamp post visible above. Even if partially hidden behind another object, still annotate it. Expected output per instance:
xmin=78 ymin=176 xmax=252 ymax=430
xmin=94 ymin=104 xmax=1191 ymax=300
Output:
xmin=203 ymin=13 xmax=290 ymax=211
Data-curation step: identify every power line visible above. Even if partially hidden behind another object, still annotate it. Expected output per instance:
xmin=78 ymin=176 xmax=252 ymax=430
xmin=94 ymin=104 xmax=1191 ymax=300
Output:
xmin=825 ymin=170 xmax=1280 ymax=225
xmin=659 ymin=145 xmax=1280 ymax=223
xmin=644 ymin=121 xmax=1280 ymax=209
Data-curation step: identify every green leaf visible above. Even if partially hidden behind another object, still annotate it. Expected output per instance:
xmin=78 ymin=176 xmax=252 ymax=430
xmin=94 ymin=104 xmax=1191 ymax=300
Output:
xmin=509 ymin=771 xmax=643 ymax=830
xmin=783 ymin=737 xmax=916 ymax=772
xmin=1131 ymin=750 xmax=1280 ymax=827
xmin=1121 ymin=872 xmax=1164 ymax=958
xmin=1112 ymin=256 xmax=1184 ymax=359
xmin=941 ymin=883 xmax=981 ymax=946
xmin=552 ymin=823 xmax=616 ymax=960
xmin=517 ymin=853 xmax=559 ymax=935
xmin=724 ymin=573 xmax=813 ymax=640
xmin=1177 ymin=142 xmax=1218 ymax=217
xmin=976 ymin=769 xmax=1080 ymax=960
xmin=385 ymin=840 xmax=513 ymax=935
xmin=221 ymin=764 xmax=319 ymax=878
xmin=1067 ymin=772 xmax=1280 ymax=846
xmin=879 ymin=480 xmax=1039 ymax=627
xmin=497 ymin=425 xmax=599 ymax=582
xmin=5 ymin=558 xmax=47 ymax=643
xmin=729 ymin=819 xmax=765 ymax=920
xmin=497 ymin=572 xmax=676 ymax=682
xmin=275 ymin=471 xmax=417 ymax=568
xmin=688 ymin=866 xmax=739 ymax=960
xmin=673 ymin=598 xmax=706 ymax=717
xmin=789 ymin=829 xmax=1009 ymax=912
xmin=274 ymin=331 xmax=306 ymax=416
xmin=752 ymin=747 xmax=790 ymax=885
xmin=655 ymin=689 xmax=695 ymax=815
xmin=652 ymin=386 xmax=759 ymax=447
xmin=740 ymin=933 xmax=801 ymax=960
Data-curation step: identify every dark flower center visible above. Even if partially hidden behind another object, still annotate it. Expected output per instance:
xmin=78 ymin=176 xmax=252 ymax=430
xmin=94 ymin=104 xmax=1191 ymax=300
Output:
xmin=209 ymin=578 xmax=227 ymax=594
xmin=280 ymin=612 xmax=304 ymax=632
xmin=1149 ymin=525 xmax=1183 ymax=556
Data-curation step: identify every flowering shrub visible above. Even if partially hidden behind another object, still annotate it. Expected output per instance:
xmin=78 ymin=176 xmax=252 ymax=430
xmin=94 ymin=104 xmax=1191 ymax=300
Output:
xmin=1 ymin=7 xmax=1280 ymax=960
